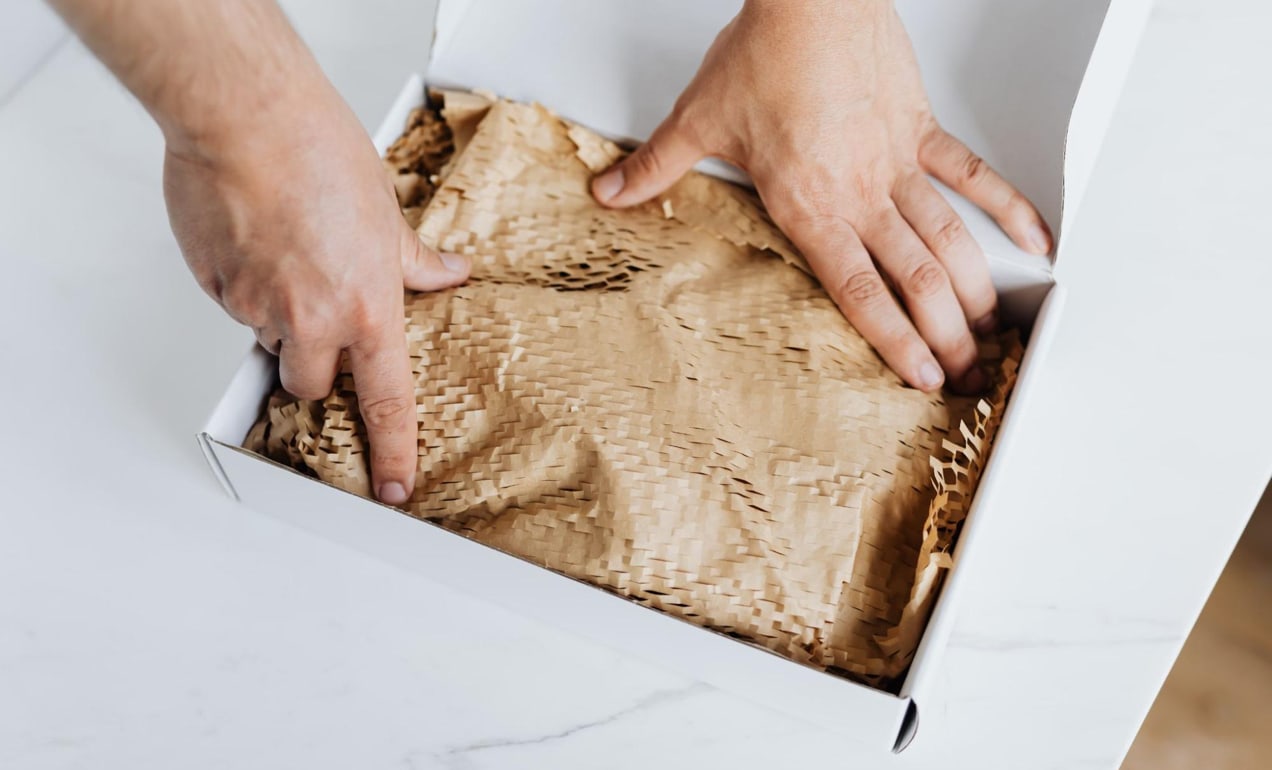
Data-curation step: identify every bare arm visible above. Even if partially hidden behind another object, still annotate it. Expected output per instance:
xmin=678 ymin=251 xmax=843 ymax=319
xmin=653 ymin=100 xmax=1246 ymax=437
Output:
xmin=49 ymin=0 xmax=314 ymax=154
xmin=49 ymin=0 xmax=469 ymax=505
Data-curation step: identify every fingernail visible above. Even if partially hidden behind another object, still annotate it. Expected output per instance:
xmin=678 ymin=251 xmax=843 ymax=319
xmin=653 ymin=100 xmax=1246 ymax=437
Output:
xmin=440 ymin=251 xmax=468 ymax=272
xmin=973 ymin=310 xmax=998 ymax=335
xmin=1027 ymin=224 xmax=1051 ymax=255
xmin=918 ymin=362 xmax=944 ymax=391
xmin=593 ymin=167 xmax=625 ymax=203
xmin=377 ymin=482 xmax=409 ymax=505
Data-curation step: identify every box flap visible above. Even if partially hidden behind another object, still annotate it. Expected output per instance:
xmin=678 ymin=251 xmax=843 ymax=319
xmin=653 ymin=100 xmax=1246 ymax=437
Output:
xmin=202 ymin=345 xmax=277 ymax=446
xmin=429 ymin=0 xmax=1149 ymax=276
xmin=208 ymin=433 xmax=914 ymax=750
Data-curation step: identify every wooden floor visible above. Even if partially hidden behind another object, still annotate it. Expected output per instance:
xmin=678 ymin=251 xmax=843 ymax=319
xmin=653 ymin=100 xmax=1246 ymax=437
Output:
xmin=1123 ymin=482 xmax=1272 ymax=769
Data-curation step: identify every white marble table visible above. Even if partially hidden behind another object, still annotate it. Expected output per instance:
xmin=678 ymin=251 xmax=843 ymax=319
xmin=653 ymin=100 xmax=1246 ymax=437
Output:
xmin=2 ymin=1 xmax=1270 ymax=768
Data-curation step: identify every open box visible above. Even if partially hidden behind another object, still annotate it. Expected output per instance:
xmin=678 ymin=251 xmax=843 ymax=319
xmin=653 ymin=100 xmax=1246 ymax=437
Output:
xmin=198 ymin=0 xmax=1150 ymax=753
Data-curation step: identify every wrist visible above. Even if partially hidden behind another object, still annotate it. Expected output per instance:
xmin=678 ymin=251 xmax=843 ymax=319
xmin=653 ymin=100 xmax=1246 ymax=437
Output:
xmin=153 ymin=26 xmax=341 ymax=162
xmin=740 ymin=0 xmax=893 ymax=29
xmin=160 ymin=69 xmax=339 ymax=165
xmin=742 ymin=0 xmax=890 ymax=12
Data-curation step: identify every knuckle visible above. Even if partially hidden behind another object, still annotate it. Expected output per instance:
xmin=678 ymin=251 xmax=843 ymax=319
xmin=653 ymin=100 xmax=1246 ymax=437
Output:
xmin=219 ymin=279 xmax=257 ymax=319
xmin=283 ymin=314 xmax=323 ymax=347
xmin=349 ymin=298 xmax=387 ymax=337
xmin=798 ymin=168 xmax=841 ymax=204
xmin=930 ymin=216 xmax=967 ymax=253
xmin=960 ymin=151 xmax=988 ymax=185
xmin=270 ymin=281 xmax=297 ymax=318
xmin=277 ymin=294 xmax=329 ymax=345
xmin=863 ymin=205 xmax=897 ymax=236
xmin=360 ymin=395 xmax=414 ymax=431
xmin=850 ymin=165 xmax=891 ymax=210
xmin=785 ymin=209 xmax=849 ymax=241
xmin=836 ymin=268 xmax=889 ymax=307
xmin=902 ymin=260 xmax=950 ymax=300
xmin=629 ymin=143 xmax=665 ymax=180
xmin=768 ymin=168 xmax=843 ymax=222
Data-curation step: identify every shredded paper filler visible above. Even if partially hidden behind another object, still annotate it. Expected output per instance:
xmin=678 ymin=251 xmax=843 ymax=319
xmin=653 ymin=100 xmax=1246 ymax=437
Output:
xmin=246 ymin=90 xmax=1022 ymax=691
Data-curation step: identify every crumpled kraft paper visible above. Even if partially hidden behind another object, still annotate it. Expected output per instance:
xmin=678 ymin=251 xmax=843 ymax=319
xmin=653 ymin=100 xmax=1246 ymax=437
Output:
xmin=245 ymin=90 xmax=1022 ymax=691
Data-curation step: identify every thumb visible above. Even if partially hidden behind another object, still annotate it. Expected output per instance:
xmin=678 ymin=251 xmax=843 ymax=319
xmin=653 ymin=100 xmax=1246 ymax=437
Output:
xmin=399 ymin=227 xmax=471 ymax=292
xmin=591 ymin=115 xmax=703 ymax=208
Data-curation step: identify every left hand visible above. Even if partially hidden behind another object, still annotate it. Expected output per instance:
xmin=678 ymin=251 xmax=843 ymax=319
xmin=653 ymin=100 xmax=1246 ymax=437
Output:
xmin=591 ymin=0 xmax=1051 ymax=393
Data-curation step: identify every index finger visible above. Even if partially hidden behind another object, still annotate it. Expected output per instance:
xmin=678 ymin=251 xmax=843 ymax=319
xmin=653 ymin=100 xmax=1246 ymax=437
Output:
xmin=920 ymin=127 xmax=1053 ymax=256
xmin=347 ymin=319 xmax=418 ymax=505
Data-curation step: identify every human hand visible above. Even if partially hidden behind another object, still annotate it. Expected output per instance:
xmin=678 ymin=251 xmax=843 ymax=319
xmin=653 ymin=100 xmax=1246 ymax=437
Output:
xmin=164 ymin=81 xmax=470 ymax=505
xmin=592 ymin=0 xmax=1051 ymax=393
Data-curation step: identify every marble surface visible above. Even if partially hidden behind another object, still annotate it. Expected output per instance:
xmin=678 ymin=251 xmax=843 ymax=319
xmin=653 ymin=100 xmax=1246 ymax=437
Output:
xmin=1 ymin=0 xmax=1270 ymax=768
xmin=0 ymin=1 xmax=65 ymax=104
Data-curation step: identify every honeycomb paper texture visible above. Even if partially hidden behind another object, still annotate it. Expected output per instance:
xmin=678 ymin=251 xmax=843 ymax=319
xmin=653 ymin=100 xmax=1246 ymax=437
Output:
xmin=246 ymin=90 xmax=1022 ymax=691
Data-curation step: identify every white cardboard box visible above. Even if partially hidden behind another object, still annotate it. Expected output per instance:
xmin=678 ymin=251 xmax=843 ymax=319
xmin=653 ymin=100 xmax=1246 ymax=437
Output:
xmin=198 ymin=0 xmax=1150 ymax=753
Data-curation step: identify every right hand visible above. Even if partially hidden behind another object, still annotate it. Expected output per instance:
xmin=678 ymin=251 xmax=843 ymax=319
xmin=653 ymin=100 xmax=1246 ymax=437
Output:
xmin=163 ymin=80 xmax=470 ymax=505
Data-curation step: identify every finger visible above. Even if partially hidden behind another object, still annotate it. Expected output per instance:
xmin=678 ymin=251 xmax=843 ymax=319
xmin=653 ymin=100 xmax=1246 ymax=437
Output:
xmin=771 ymin=205 xmax=945 ymax=392
xmin=347 ymin=319 xmax=418 ymax=506
xmin=400 ymin=227 xmax=471 ymax=291
xmin=278 ymin=340 xmax=341 ymax=401
xmin=591 ymin=112 xmax=703 ymax=208
xmin=920 ymin=127 xmax=1053 ymax=256
xmin=893 ymin=172 xmax=998 ymax=333
xmin=860 ymin=207 xmax=985 ymax=393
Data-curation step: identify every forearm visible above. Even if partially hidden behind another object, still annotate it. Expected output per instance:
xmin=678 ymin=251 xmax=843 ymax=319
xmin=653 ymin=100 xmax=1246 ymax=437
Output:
xmin=742 ymin=0 xmax=889 ymax=17
xmin=47 ymin=0 xmax=329 ymax=155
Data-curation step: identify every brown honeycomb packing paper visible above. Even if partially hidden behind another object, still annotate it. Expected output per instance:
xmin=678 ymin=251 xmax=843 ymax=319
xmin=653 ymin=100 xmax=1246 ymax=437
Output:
xmin=245 ymin=90 xmax=1021 ymax=691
